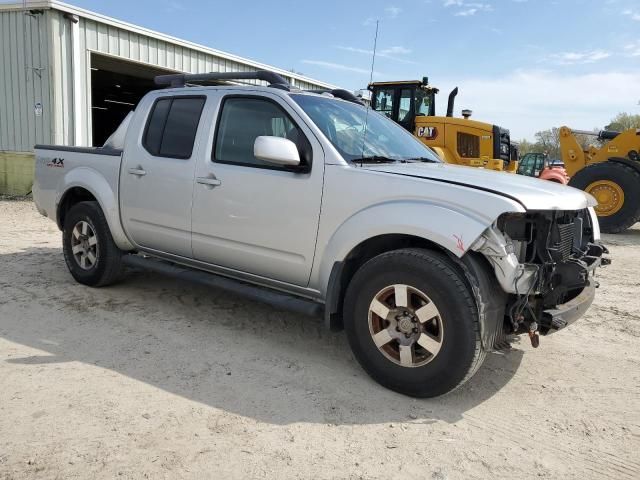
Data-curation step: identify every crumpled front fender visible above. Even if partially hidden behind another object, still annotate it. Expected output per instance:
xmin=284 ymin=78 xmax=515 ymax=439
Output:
xmin=314 ymin=201 xmax=505 ymax=297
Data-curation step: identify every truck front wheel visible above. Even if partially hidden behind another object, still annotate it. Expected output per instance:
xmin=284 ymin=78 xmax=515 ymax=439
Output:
xmin=62 ymin=201 xmax=124 ymax=287
xmin=343 ymin=248 xmax=484 ymax=397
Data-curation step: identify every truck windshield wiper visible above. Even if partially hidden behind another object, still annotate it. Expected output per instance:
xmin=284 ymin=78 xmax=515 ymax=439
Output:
xmin=357 ymin=156 xmax=438 ymax=165
xmin=405 ymin=157 xmax=439 ymax=163
xmin=357 ymin=156 xmax=404 ymax=164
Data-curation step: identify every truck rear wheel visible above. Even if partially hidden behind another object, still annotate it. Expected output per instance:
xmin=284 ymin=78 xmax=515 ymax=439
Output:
xmin=343 ymin=248 xmax=484 ymax=398
xmin=569 ymin=162 xmax=640 ymax=233
xmin=62 ymin=201 xmax=124 ymax=287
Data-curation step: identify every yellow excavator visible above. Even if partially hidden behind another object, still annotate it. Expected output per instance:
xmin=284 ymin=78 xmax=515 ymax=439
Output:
xmin=368 ymin=78 xmax=518 ymax=172
xmin=561 ymin=126 xmax=640 ymax=233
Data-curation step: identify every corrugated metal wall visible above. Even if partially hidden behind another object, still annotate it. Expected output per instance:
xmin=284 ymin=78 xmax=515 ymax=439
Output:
xmin=0 ymin=9 xmax=53 ymax=151
xmin=1 ymin=6 xmax=334 ymax=152
xmin=77 ymin=14 xmax=265 ymax=146
xmin=48 ymin=8 xmax=74 ymax=146
xmin=62 ymin=11 xmax=332 ymax=146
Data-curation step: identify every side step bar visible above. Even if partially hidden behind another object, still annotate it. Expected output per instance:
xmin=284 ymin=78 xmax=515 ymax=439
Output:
xmin=122 ymin=255 xmax=324 ymax=318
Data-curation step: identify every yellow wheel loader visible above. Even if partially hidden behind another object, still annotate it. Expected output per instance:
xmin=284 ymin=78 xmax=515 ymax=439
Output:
xmin=561 ymin=126 xmax=640 ymax=233
xmin=368 ymin=78 xmax=518 ymax=172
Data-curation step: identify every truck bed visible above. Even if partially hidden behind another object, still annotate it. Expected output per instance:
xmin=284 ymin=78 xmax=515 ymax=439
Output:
xmin=33 ymin=144 xmax=123 ymax=223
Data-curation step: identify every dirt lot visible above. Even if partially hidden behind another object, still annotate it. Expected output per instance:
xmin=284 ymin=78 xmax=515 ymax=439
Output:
xmin=0 ymin=198 xmax=639 ymax=479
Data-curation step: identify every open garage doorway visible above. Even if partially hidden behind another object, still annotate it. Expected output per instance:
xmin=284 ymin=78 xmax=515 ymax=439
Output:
xmin=90 ymin=54 xmax=174 ymax=146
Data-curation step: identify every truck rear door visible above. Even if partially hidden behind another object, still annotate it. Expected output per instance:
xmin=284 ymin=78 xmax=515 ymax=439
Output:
xmin=191 ymin=92 xmax=324 ymax=287
xmin=120 ymin=94 xmax=206 ymax=257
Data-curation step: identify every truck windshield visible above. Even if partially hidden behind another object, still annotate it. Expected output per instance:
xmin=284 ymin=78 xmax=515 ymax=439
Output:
xmin=291 ymin=94 xmax=441 ymax=164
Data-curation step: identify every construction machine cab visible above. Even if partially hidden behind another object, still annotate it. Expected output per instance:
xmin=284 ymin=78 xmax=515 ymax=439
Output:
xmin=368 ymin=77 xmax=516 ymax=172
xmin=517 ymin=152 xmax=569 ymax=184
xmin=369 ymin=78 xmax=437 ymax=132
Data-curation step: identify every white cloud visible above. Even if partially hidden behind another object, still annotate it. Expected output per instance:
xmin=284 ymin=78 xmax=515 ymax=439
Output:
xmin=337 ymin=46 xmax=373 ymax=55
xmin=385 ymin=6 xmax=402 ymax=18
xmin=380 ymin=46 xmax=411 ymax=55
xmin=443 ymin=0 xmax=492 ymax=15
xmin=624 ymin=42 xmax=640 ymax=56
xmin=455 ymin=8 xmax=478 ymax=16
xmin=623 ymin=9 xmax=640 ymax=20
xmin=301 ymin=60 xmax=370 ymax=74
xmin=301 ymin=60 xmax=385 ymax=77
xmin=546 ymin=49 xmax=611 ymax=65
xmin=336 ymin=45 xmax=417 ymax=64
xmin=436 ymin=70 xmax=640 ymax=140
xmin=364 ymin=6 xmax=402 ymax=23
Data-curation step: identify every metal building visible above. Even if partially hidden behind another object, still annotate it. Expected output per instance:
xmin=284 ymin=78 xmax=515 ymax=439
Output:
xmin=0 ymin=0 xmax=336 ymax=194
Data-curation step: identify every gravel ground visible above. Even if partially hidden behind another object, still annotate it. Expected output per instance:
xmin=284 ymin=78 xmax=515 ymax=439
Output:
xmin=1 ymin=198 xmax=639 ymax=479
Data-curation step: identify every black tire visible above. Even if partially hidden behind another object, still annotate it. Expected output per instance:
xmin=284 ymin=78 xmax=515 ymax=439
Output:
xmin=568 ymin=162 xmax=640 ymax=233
xmin=343 ymin=248 xmax=484 ymax=398
xmin=62 ymin=201 xmax=124 ymax=287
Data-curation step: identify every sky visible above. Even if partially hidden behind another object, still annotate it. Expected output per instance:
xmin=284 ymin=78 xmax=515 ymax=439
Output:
xmin=10 ymin=0 xmax=640 ymax=140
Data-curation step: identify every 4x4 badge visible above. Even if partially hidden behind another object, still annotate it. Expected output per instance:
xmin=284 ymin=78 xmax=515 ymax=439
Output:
xmin=46 ymin=158 xmax=64 ymax=168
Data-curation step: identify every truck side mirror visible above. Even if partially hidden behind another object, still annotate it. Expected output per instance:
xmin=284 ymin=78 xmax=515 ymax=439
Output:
xmin=253 ymin=136 xmax=301 ymax=167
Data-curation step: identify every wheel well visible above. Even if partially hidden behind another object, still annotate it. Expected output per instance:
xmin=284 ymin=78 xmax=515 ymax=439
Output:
xmin=325 ymin=234 xmax=448 ymax=331
xmin=57 ymin=187 xmax=97 ymax=229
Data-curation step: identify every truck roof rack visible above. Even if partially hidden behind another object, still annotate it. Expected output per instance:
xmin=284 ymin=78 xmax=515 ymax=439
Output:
xmin=154 ymin=70 xmax=290 ymax=89
xmin=305 ymin=89 xmax=365 ymax=105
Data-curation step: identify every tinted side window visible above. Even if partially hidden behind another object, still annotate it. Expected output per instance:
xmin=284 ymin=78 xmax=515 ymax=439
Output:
xmin=144 ymin=99 xmax=171 ymax=156
xmin=143 ymin=97 xmax=205 ymax=159
xmin=213 ymin=97 xmax=311 ymax=169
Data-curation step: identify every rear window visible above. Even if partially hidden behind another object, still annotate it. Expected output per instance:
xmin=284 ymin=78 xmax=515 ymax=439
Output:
xmin=143 ymin=96 xmax=205 ymax=159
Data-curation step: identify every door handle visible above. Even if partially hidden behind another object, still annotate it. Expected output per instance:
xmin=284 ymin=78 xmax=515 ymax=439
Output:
xmin=196 ymin=176 xmax=222 ymax=187
xmin=128 ymin=167 xmax=147 ymax=176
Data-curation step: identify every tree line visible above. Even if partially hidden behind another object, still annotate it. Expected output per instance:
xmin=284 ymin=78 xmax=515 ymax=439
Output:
xmin=516 ymin=112 xmax=640 ymax=159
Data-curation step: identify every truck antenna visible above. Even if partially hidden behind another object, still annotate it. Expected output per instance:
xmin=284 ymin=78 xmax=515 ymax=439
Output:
xmin=369 ymin=20 xmax=379 ymax=86
xmin=360 ymin=20 xmax=379 ymax=165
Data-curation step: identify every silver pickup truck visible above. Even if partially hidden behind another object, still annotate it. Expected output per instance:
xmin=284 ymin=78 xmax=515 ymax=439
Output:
xmin=33 ymin=70 xmax=607 ymax=397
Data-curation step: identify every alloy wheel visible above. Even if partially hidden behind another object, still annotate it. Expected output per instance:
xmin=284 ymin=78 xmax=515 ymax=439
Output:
xmin=70 ymin=220 xmax=99 ymax=270
xmin=368 ymin=284 xmax=444 ymax=368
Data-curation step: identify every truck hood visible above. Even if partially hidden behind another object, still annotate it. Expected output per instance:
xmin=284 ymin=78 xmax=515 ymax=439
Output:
xmin=362 ymin=162 xmax=596 ymax=211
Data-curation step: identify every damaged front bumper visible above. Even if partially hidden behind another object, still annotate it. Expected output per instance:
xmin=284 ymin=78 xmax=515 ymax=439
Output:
xmin=471 ymin=208 xmax=609 ymax=348
xmin=540 ymin=244 xmax=607 ymax=335
xmin=541 ymin=279 xmax=596 ymax=334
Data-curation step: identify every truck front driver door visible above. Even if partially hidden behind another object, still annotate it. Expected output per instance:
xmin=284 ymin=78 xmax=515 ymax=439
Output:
xmin=190 ymin=93 xmax=324 ymax=287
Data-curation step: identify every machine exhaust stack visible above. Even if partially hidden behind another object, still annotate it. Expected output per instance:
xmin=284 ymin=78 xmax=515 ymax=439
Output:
xmin=446 ymin=87 xmax=458 ymax=117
